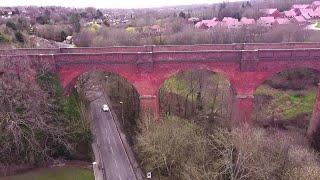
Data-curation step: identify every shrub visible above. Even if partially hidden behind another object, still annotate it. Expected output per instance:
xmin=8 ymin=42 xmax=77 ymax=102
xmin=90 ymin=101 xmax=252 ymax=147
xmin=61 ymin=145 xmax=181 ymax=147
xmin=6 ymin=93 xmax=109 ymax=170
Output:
xmin=230 ymin=127 xmax=290 ymax=179
xmin=266 ymin=68 xmax=319 ymax=90
xmin=69 ymin=13 xmax=81 ymax=33
xmin=73 ymin=29 xmax=94 ymax=47
xmin=14 ymin=31 xmax=24 ymax=43
xmin=0 ymin=33 xmax=10 ymax=43
xmin=36 ymin=15 xmax=50 ymax=25
xmin=285 ymin=166 xmax=320 ymax=180
xmin=0 ymin=72 xmax=71 ymax=165
xmin=312 ymin=122 xmax=320 ymax=151
xmin=36 ymin=24 xmax=72 ymax=42
xmin=134 ymin=116 xmax=207 ymax=179
xmin=74 ymin=27 xmax=141 ymax=47
xmin=60 ymin=30 xmax=67 ymax=42
xmin=178 ymin=11 xmax=186 ymax=19
xmin=37 ymin=73 xmax=92 ymax=160
xmin=6 ymin=21 xmax=17 ymax=31
xmin=135 ymin=116 xmax=320 ymax=180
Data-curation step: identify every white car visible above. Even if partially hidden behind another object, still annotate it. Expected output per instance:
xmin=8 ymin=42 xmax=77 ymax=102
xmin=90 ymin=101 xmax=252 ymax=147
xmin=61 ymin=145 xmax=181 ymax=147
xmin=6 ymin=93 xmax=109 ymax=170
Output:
xmin=102 ymin=104 xmax=110 ymax=112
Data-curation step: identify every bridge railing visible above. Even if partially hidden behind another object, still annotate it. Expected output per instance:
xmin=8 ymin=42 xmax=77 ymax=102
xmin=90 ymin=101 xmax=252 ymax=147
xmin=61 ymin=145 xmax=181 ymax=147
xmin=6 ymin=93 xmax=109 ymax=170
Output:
xmin=0 ymin=48 xmax=60 ymax=55
xmin=2 ymin=42 xmax=320 ymax=55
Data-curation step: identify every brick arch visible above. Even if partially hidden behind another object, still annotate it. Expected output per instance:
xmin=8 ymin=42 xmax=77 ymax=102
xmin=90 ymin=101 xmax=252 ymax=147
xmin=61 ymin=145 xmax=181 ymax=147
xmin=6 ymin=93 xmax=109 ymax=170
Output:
xmin=154 ymin=66 xmax=237 ymax=96
xmin=254 ymin=61 xmax=320 ymax=92
xmin=57 ymin=66 xmax=141 ymax=96
xmin=228 ymin=63 xmax=320 ymax=97
xmin=156 ymin=67 xmax=235 ymax=118
xmin=252 ymin=66 xmax=320 ymax=135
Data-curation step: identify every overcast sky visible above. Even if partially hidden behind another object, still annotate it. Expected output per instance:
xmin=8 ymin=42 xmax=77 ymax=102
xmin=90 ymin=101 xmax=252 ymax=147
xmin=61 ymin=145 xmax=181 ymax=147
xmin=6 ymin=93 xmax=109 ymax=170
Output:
xmin=0 ymin=0 xmax=242 ymax=9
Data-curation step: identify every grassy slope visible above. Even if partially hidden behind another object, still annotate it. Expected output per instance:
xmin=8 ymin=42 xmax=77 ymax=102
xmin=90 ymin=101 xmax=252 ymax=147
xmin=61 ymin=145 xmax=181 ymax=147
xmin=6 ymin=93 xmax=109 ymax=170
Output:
xmin=255 ymin=85 xmax=316 ymax=120
xmin=0 ymin=167 xmax=93 ymax=180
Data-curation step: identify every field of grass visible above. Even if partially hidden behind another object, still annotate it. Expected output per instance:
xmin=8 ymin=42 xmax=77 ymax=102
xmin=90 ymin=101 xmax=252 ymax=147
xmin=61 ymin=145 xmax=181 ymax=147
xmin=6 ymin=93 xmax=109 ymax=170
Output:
xmin=255 ymin=85 xmax=316 ymax=120
xmin=0 ymin=167 xmax=94 ymax=180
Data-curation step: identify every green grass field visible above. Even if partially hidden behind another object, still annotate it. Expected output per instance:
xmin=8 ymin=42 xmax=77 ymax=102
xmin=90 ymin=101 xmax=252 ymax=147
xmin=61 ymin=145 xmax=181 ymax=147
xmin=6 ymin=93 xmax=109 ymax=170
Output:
xmin=0 ymin=167 xmax=94 ymax=180
xmin=255 ymin=85 xmax=316 ymax=120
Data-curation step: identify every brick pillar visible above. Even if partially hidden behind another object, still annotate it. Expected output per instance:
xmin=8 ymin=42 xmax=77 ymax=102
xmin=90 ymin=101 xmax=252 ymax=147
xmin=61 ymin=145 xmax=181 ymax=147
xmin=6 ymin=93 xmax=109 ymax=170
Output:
xmin=232 ymin=94 xmax=254 ymax=125
xmin=139 ymin=94 xmax=160 ymax=120
xmin=308 ymin=83 xmax=320 ymax=136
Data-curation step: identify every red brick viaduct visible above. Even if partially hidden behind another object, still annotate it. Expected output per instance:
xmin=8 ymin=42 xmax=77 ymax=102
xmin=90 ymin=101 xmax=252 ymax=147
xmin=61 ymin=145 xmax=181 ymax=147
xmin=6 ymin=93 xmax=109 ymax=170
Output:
xmin=2 ymin=42 xmax=320 ymax=135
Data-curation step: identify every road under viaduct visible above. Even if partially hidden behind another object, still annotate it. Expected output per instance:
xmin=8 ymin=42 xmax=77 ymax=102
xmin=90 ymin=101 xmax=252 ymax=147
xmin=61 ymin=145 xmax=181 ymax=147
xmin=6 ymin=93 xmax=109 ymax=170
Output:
xmin=2 ymin=42 xmax=320 ymax=135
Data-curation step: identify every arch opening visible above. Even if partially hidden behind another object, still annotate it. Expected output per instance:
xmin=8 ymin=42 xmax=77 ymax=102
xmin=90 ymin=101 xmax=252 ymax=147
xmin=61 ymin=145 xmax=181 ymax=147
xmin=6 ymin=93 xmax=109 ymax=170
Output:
xmin=158 ymin=69 xmax=233 ymax=129
xmin=75 ymin=71 xmax=140 ymax=144
xmin=253 ymin=67 xmax=320 ymax=134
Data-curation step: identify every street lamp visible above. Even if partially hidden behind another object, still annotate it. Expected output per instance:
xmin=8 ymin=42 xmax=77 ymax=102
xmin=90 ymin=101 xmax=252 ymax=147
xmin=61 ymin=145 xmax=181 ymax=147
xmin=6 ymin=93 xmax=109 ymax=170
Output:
xmin=120 ymin=101 xmax=124 ymax=125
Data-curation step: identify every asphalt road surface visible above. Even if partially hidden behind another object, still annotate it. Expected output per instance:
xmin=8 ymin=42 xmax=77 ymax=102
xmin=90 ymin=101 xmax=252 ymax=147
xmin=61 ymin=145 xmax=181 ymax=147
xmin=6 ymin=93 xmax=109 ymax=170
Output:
xmin=89 ymin=96 xmax=137 ymax=180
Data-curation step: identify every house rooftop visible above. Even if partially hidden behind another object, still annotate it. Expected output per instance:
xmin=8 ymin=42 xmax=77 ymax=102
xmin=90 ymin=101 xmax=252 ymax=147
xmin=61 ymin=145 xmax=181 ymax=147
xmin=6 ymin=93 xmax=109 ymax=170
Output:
xmin=195 ymin=18 xmax=218 ymax=29
xmin=313 ymin=7 xmax=320 ymax=16
xmin=260 ymin=8 xmax=279 ymax=15
xmin=292 ymin=4 xmax=310 ymax=9
xmin=240 ymin=17 xmax=255 ymax=25
xmin=284 ymin=9 xmax=296 ymax=17
xmin=222 ymin=17 xmax=240 ymax=28
xmin=300 ymin=9 xmax=313 ymax=19
xmin=188 ymin=17 xmax=200 ymax=22
xmin=312 ymin=1 xmax=320 ymax=6
xmin=258 ymin=16 xmax=276 ymax=26
xmin=293 ymin=15 xmax=307 ymax=22
xmin=276 ymin=18 xmax=290 ymax=25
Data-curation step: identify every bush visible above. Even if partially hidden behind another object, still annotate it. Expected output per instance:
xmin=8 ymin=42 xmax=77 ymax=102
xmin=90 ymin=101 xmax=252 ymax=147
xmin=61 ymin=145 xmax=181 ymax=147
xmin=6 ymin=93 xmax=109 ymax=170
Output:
xmin=74 ymin=27 xmax=141 ymax=47
xmin=69 ymin=13 xmax=81 ymax=33
xmin=285 ymin=166 xmax=320 ymax=180
xmin=15 ymin=31 xmax=24 ymax=43
xmin=135 ymin=116 xmax=320 ymax=180
xmin=0 ymin=33 xmax=10 ymax=43
xmin=36 ymin=15 xmax=50 ymax=25
xmin=6 ymin=21 xmax=17 ymax=31
xmin=0 ymin=72 xmax=70 ymax=165
xmin=37 ymin=73 xmax=92 ymax=160
xmin=312 ymin=122 xmax=320 ymax=151
xmin=266 ymin=68 xmax=319 ymax=90
xmin=36 ymin=24 xmax=73 ymax=42
xmin=60 ymin=30 xmax=67 ymax=42
xmin=135 ymin=116 xmax=216 ymax=179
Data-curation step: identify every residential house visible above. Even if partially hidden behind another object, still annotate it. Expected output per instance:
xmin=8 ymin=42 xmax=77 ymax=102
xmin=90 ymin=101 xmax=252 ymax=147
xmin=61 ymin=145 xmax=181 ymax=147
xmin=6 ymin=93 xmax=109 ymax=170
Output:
xmin=275 ymin=18 xmax=290 ymax=25
xmin=311 ymin=1 xmax=320 ymax=9
xmin=292 ymin=4 xmax=310 ymax=10
xmin=240 ymin=17 xmax=255 ymax=25
xmin=188 ymin=17 xmax=200 ymax=24
xmin=291 ymin=16 xmax=307 ymax=25
xmin=195 ymin=18 xmax=219 ymax=29
xmin=258 ymin=17 xmax=276 ymax=26
xmin=300 ymin=8 xmax=313 ymax=20
xmin=313 ymin=7 xmax=320 ymax=18
xmin=260 ymin=8 xmax=281 ymax=18
xmin=221 ymin=17 xmax=240 ymax=28
xmin=65 ymin=36 xmax=73 ymax=44
xmin=283 ymin=9 xmax=296 ymax=18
